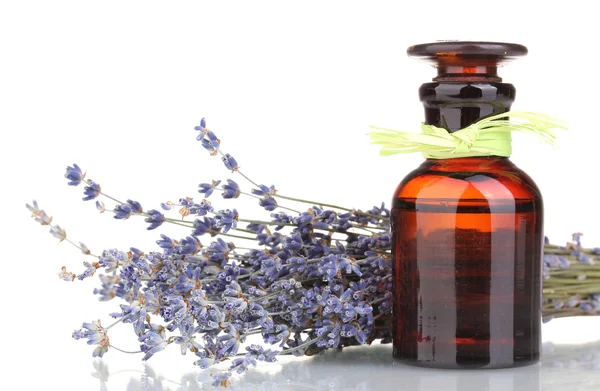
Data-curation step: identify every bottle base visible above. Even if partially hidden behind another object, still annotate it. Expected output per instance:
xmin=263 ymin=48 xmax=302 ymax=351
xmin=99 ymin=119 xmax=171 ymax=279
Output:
xmin=393 ymin=352 xmax=540 ymax=369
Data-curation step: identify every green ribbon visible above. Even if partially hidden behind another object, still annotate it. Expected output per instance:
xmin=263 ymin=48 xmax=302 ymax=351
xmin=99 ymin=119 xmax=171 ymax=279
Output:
xmin=369 ymin=111 xmax=567 ymax=159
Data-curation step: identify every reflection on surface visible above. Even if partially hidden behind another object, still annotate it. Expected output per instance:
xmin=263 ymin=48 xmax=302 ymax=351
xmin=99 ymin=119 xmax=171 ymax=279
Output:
xmin=92 ymin=342 xmax=600 ymax=390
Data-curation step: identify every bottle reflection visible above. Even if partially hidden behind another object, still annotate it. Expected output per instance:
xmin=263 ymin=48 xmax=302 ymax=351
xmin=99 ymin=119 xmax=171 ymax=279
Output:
xmin=93 ymin=342 xmax=600 ymax=391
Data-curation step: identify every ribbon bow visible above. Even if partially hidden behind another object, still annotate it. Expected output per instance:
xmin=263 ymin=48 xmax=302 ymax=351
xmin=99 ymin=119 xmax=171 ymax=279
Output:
xmin=369 ymin=111 xmax=567 ymax=159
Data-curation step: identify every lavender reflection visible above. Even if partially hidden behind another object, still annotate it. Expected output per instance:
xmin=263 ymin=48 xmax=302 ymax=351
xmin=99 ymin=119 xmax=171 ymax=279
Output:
xmin=92 ymin=342 xmax=600 ymax=391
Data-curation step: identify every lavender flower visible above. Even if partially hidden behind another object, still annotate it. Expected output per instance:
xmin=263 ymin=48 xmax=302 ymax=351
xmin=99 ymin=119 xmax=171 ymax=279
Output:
xmin=113 ymin=204 xmax=132 ymax=220
xmin=215 ymin=209 xmax=238 ymax=233
xmin=65 ymin=163 xmax=85 ymax=186
xmin=251 ymin=184 xmax=276 ymax=198
xmin=77 ymin=261 xmax=97 ymax=280
xmin=200 ymin=129 xmax=220 ymax=154
xmin=83 ymin=180 xmax=101 ymax=201
xmin=222 ymin=179 xmax=241 ymax=199
xmin=198 ymin=180 xmax=221 ymax=198
xmin=194 ymin=118 xmax=207 ymax=139
xmin=259 ymin=197 xmax=278 ymax=211
xmin=176 ymin=236 xmax=202 ymax=255
xmin=193 ymin=216 xmax=219 ymax=237
xmin=126 ymin=199 xmax=143 ymax=213
xmin=144 ymin=209 xmax=165 ymax=230
xmin=72 ymin=320 xmax=110 ymax=358
xmin=189 ymin=200 xmax=213 ymax=216
xmin=50 ymin=225 xmax=67 ymax=241
xmin=222 ymin=154 xmax=239 ymax=172
xmin=58 ymin=266 xmax=76 ymax=281
xmin=26 ymin=200 xmax=52 ymax=225
xmin=139 ymin=325 xmax=168 ymax=361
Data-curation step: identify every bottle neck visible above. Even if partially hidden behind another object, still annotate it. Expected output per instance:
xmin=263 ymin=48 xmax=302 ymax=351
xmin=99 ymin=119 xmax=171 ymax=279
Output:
xmin=435 ymin=65 xmax=501 ymax=82
xmin=419 ymin=82 xmax=516 ymax=133
xmin=423 ymin=156 xmax=512 ymax=171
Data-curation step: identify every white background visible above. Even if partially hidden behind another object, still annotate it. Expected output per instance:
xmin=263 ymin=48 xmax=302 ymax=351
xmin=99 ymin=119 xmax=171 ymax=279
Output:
xmin=1 ymin=1 xmax=599 ymax=389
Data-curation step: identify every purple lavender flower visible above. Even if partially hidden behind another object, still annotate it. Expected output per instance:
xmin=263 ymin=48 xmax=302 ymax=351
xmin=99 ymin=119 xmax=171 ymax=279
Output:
xmin=577 ymin=253 xmax=594 ymax=265
xmin=318 ymin=254 xmax=339 ymax=281
xmin=83 ymin=180 xmax=101 ymax=201
xmin=126 ymin=200 xmax=143 ymax=213
xmin=77 ymin=262 xmax=97 ymax=280
xmin=194 ymin=118 xmax=208 ymax=139
xmin=144 ymin=209 xmax=165 ymax=230
xmin=215 ymin=209 xmax=238 ymax=233
xmin=565 ymin=296 xmax=580 ymax=308
xmin=115 ymin=301 xmax=147 ymax=336
xmin=201 ymin=130 xmax=220 ymax=154
xmin=156 ymin=234 xmax=174 ymax=250
xmin=95 ymin=200 xmax=105 ymax=213
xmin=294 ymin=211 xmax=314 ymax=225
xmin=193 ymin=216 xmax=219 ymax=237
xmin=315 ymin=320 xmax=340 ymax=348
xmin=79 ymin=242 xmax=91 ymax=255
xmin=217 ymin=325 xmax=242 ymax=357
xmin=259 ymin=197 xmax=278 ymax=211
xmin=189 ymin=200 xmax=213 ymax=216
xmin=50 ymin=225 xmax=67 ymax=241
xmin=544 ymin=254 xmax=560 ymax=268
xmin=222 ymin=154 xmax=239 ymax=172
xmin=173 ymin=322 xmax=201 ymax=355
xmin=257 ymin=231 xmax=283 ymax=248
xmin=229 ymin=357 xmax=256 ymax=374
xmin=26 ymin=200 xmax=53 ymax=225
xmin=222 ymin=179 xmax=241 ymax=199
xmin=270 ymin=212 xmax=293 ymax=230
xmin=139 ymin=325 xmax=168 ymax=361
xmin=198 ymin=180 xmax=221 ymax=198
xmin=176 ymin=236 xmax=202 ymax=255
xmin=65 ymin=164 xmax=85 ymax=186
xmin=285 ymin=334 xmax=311 ymax=356
xmin=245 ymin=344 xmax=279 ymax=362
xmin=206 ymin=238 xmax=234 ymax=265
xmin=72 ymin=320 xmax=110 ymax=357
xmin=113 ymin=204 xmax=132 ymax=220
xmin=263 ymin=324 xmax=290 ymax=346
xmin=261 ymin=257 xmax=283 ymax=281
xmin=282 ymin=234 xmax=302 ymax=252
xmin=252 ymin=184 xmax=277 ymax=198
xmin=339 ymin=257 xmax=362 ymax=276
xmin=246 ymin=222 xmax=266 ymax=233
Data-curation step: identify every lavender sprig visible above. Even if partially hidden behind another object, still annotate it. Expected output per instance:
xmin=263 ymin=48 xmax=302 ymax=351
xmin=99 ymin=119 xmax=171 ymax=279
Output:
xmin=24 ymin=119 xmax=600 ymax=389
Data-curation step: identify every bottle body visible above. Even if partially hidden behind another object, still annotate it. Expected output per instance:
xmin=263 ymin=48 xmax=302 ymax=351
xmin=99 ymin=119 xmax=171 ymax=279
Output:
xmin=392 ymin=157 xmax=543 ymax=368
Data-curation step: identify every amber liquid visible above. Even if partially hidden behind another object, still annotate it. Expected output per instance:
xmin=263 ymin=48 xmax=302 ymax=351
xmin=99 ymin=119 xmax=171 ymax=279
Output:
xmin=392 ymin=158 xmax=543 ymax=368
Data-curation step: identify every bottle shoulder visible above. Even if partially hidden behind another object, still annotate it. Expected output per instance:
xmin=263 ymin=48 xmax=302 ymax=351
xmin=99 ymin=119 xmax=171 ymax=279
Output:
xmin=393 ymin=158 xmax=542 ymax=203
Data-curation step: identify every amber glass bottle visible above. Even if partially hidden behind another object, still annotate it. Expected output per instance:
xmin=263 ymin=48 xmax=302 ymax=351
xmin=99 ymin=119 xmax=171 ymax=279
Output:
xmin=392 ymin=42 xmax=543 ymax=369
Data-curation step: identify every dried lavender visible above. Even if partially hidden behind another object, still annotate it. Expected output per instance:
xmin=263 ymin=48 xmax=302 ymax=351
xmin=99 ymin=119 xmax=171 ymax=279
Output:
xmin=26 ymin=118 xmax=599 ymax=386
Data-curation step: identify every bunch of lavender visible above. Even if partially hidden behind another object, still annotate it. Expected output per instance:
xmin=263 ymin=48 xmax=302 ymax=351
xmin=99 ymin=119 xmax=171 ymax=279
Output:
xmin=541 ymin=233 xmax=600 ymax=321
xmin=27 ymin=118 xmax=599 ymax=387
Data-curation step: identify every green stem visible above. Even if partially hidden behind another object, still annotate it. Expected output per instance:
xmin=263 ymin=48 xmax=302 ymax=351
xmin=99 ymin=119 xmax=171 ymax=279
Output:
xmin=279 ymin=337 xmax=322 ymax=355
xmin=235 ymin=189 xmax=301 ymax=214
xmin=276 ymin=193 xmax=389 ymax=221
xmin=105 ymin=316 xmax=128 ymax=330
xmin=63 ymin=237 xmax=99 ymax=258
xmin=109 ymin=345 xmax=142 ymax=354
xmin=220 ymin=232 xmax=257 ymax=241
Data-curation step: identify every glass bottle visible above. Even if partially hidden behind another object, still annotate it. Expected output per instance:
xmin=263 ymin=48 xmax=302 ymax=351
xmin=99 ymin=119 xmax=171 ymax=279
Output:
xmin=392 ymin=42 xmax=543 ymax=368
